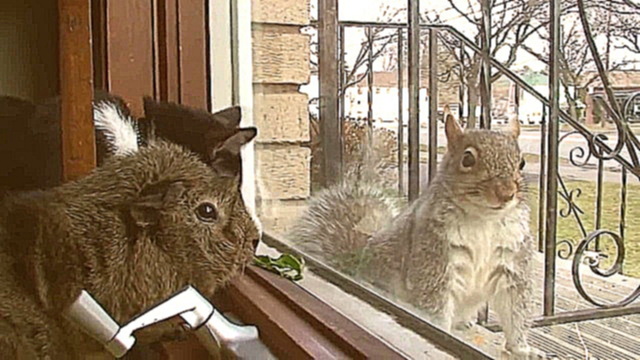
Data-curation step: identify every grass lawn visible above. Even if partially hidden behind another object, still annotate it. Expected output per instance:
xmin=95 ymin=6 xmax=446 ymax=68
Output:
xmin=527 ymin=180 xmax=640 ymax=278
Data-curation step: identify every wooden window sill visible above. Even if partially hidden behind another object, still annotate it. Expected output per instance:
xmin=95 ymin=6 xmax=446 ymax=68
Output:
xmin=210 ymin=264 xmax=407 ymax=359
xmin=137 ymin=263 xmax=406 ymax=359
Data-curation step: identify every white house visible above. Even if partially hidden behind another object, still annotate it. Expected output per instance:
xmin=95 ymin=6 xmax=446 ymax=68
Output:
xmin=343 ymin=71 xmax=460 ymax=129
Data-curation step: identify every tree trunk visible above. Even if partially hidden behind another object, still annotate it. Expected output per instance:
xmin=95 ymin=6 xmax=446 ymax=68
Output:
xmin=563 ymin=86 xmax=578 ymax=121
xmin=467 ymin=85 xmax=479 ymax=129
xmin=568 ymin=98 xmax=578 ymax=121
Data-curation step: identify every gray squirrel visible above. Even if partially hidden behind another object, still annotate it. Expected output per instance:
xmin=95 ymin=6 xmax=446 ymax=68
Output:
xmin=0 ymin=131 xmax=259 ymax=359
xmin=289 ymin=113 xmax=542 ymax=358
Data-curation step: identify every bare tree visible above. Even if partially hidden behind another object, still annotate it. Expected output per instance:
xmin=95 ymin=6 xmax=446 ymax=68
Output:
xmin=423 ymin=0 xmax=550 ymax=127
xmin=311 ymin=0 xmax=638 ymax=128
xmin=306 ymin=5 xmax=404 ymax=105
xmin=522 ymin=15 xmax=598 ymax=120
xmin=609 ymin=1 xmax=640 ymax=56
xmin=523 ymin=0 xmax=640 ymax=121
xmin=316 ymin=0 xmax=548 ymax=127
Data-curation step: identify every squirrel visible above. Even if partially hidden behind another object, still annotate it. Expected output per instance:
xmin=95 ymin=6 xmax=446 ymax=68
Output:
xmin=0 ymin=129 xmax=259 ymax=359
xmin=289 ymin=113 xmax=542 ymax=358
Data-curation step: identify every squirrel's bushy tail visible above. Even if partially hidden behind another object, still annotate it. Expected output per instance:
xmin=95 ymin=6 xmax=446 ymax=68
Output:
xmin=288 ymin=180 xmax=400 ymax=275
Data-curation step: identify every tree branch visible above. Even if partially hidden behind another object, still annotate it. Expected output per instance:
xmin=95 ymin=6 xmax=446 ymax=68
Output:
xmin=448 ymin=0 xmax=480 ymax=26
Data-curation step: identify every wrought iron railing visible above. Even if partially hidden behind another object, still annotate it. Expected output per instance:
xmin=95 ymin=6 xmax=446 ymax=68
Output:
xmin=312 ymin=2 xmax=640 ymax=334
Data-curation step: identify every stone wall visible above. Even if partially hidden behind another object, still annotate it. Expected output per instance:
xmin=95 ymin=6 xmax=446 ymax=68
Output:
xmin=252 ymin=0 xmax=311 ymax=236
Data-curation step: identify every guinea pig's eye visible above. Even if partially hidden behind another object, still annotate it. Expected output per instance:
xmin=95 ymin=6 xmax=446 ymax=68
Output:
xmin=195 ymin=202 xmax=218 ymax=222
xmin=461 ymin=149 xmax=476 ymax=169
xmin=519 ymin=158 xmax=526 ymax=170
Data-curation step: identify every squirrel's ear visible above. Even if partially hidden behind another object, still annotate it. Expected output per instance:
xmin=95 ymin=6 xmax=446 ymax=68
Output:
xmin=444 ymin=113 xmax=463 ymax=146
xmin=509 ymin=118 xmax=521 ymax=139
xmin=130 ymin=181 xmax=185 ymax=227
xmin=209 ymin=127 xmax=257 ymax=178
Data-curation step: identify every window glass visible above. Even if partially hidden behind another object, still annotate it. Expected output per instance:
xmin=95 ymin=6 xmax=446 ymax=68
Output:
xmin=252 ymin=1 xmax=640 ymax=359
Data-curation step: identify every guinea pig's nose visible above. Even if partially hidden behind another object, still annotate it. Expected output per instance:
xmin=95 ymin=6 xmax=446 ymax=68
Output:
xmin=252 ymin=237 xmax=260 ymax=249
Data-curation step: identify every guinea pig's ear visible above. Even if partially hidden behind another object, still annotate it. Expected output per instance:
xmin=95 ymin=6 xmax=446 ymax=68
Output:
xmin=209 ymin=127 xmax=258 ymax=178
xmin=445 ymin=113 xmax=463 ymax=149
xmin=212 ymin=106 xmax=242 ymax=129
xmin=130 ymin=180 xmax=185 ymax=227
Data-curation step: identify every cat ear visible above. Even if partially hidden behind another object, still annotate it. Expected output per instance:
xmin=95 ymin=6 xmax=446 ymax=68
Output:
xmin=508 ymin=117 xmax=521 ymax=139
xmin=130 ymin=180 xmax=185 ymax=227
xmin=212 ymin=106 xmax=242 ymax=129
xmin=209 ymin=128 xmax=257 ymax=178
xmin=444 ymin=113 xmax=463 ymax=147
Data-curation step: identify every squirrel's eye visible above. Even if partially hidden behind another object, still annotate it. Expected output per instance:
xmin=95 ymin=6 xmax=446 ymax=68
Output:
xmin=519 ymin=158 xmax=526 ymax=170
xmin=461 ymin=150 xmax=476 ymax=169
xmin=196 ymin=202 xmax=218 ymax=222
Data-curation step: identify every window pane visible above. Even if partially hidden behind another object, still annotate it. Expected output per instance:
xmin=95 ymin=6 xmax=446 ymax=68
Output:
xmin=252 ymin=1 xmax=640 ymax=359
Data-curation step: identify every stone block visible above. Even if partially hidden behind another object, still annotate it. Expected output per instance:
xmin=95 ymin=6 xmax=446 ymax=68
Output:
xmin=257 ymin=199 xmax=309 ymax=238
xmin=256 ymin=146 xmax=310 ymax=200
xmin=254 ymin=90 xmax=310 ymax=142
xmin=252 ymin=27 xmax=310 ymax=84
xmin=252 ymin=0 xmax=309 ymax=25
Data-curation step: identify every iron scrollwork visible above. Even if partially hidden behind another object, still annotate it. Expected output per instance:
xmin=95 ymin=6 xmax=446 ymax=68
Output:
xmin=554 ymin=124 xmax=640 ymax=307
xmin=556 ymin=239 xmax=574 ymax=260
xmin=585 ymin=92 xmax=640 ymax=168
xmin=571 ymin=230 xmax=640 ymax=307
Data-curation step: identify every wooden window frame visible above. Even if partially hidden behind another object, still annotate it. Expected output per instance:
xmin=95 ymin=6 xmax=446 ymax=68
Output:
xmin=57 ymin=0 xmax=486 ymax=358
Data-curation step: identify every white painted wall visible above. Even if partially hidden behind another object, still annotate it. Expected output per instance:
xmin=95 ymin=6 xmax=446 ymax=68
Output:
xmin=209 ymin=0 xmax=258 ymax=221
xmin=344 ymin=86 xmax=429 ymax=126
xmin=209 ymin=0 xmax=233 ymax=110
xmin=517 ymin=85 xmax=570 ymax=125
xmin=343 ymin=86 xmax=460 ymax=128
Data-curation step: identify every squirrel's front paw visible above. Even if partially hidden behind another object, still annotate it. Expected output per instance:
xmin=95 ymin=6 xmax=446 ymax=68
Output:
xmin=504 ymin=344 xmax=546 ymax=360
xmin=453 ymin=319 xmax=475 ymax=331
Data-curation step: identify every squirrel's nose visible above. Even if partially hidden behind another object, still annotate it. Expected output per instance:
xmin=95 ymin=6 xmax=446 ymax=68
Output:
xmin=496 ymin=181 xmax=517 ymax=203
xmin=501 ymin=192 xmax=515 ymax=202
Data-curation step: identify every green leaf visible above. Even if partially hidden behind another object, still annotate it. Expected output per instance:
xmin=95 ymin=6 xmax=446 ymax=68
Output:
xmin=253 ymin=254 xmax=305 ymax=282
